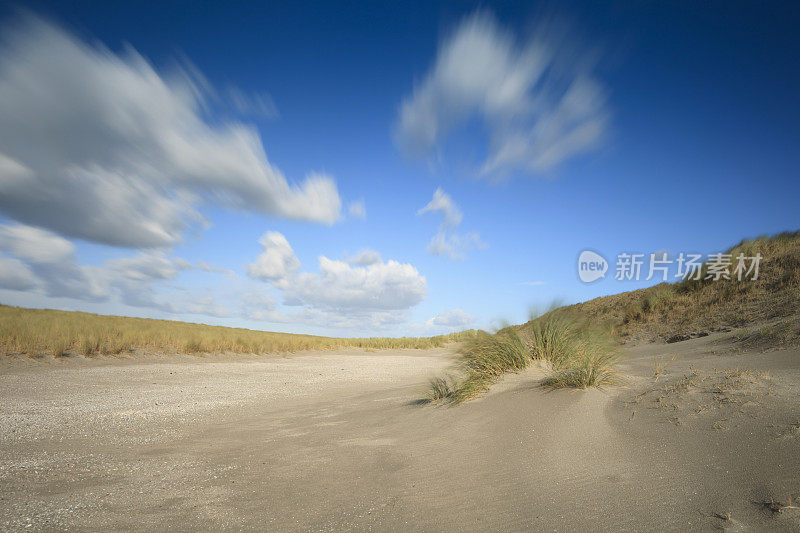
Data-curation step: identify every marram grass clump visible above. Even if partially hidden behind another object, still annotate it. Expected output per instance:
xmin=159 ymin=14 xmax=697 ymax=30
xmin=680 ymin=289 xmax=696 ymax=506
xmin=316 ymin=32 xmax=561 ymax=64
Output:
xmin=426 ymin=311 xmax=621 ymax=405
xmin=540 ymin=351 xmax=621 ymax=389
xmin=530 ymin=313 xmax=620 ymax=389
xmin=426 ymin=375 xmax=457 ymax=403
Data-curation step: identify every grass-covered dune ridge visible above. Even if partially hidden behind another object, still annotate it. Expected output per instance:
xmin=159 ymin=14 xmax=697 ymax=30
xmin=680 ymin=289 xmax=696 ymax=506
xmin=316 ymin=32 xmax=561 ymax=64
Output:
xmin=567 ymin=231 xmax=800 ymax=343
xmin=427 ymin=230 xmax=800 ymax=403
xmin=0 ymin=305 xmax=477 ymax=357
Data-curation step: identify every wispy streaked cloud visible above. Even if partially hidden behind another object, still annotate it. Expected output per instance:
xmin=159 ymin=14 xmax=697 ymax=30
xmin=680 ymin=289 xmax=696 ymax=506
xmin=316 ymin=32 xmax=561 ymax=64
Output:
xmin=0 ymin=222 xmax=231 ymax=314
xmin=396 ymin=11 xmax=609 ymax=177
xmin=0 ymin=16 xmax=342 ymax=248
xmin=0 ymin=223 xmax=108 ymax=300
xmin=225 ymin=86 xmax=279 ymax=119
xmin=0 ymin=255 xmax=38 ymax=291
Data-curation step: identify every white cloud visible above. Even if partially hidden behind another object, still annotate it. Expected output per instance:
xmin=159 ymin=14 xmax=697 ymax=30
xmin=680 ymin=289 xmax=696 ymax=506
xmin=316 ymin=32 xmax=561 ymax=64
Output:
xmin=0 ymin=223 xmax=108 ymax=300
xmin=247 ymin=231 xmax=301 ymax=285
xmin=0 ymin=222 xmax=424 ymax=329
xmin=0 ymin=224 xmax=74 ymax=263
xmin=396 ymin=11 xmax=608 ymax=177
xmin=196 ymin=261 xmax=218 ymax=272
xmin=347 ymin=248 xmax=382 ymax=266
xmin=0 ymin=17 xmax=342 ymax=248
xmin=196 ymin=260 xmax=237 ymax=278
xmin=106 ymin=251 xmax=228 ymax=312
xmin=427 ymin=308 xmax=474 ymax=328
xmin=240 ymin=291 xmax=277 ymax=320
xmin=417 ymin=188 xmax=486 ymax=260
xmin=288 ymin=257 xmax=426 ymax=312
xmin=426 ymin=231 xmax=485 ymax=260
xmin=107 ymin=251 xmax=189 ymax=281
xmin=0 ymin=255 xmax=38 ymax=291
xmin=347 ymin=199 xmax=367 ymax=220
xmin=0 ymin=223 xmax=232 ymax=313
xmin=417 ymin=187 xmax=462 ymax=228
xmin=246 ymin=232 xmax=426 ymax=326
xmin=0 ymin=220 xmax=256 ymax=322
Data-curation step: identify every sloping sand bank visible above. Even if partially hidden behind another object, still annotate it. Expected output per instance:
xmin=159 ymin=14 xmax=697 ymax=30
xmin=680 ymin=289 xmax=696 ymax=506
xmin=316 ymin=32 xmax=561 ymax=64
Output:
xmin=2 ymin=334 xmax=799 ymax=531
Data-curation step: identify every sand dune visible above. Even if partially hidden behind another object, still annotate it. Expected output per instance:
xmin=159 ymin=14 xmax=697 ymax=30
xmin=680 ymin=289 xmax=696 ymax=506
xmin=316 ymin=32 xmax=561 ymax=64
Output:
xmin=2 ymin=332 xmax=799 ymax=531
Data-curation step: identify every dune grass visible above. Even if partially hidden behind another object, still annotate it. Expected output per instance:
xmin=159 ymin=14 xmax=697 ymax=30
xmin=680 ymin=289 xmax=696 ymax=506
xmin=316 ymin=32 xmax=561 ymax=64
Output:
xmin=569 ymin=231 xmax=800 ymax=343
xmin=426 ymin=311 xmax=620 ymax=404
xmin=539 ymin=351 xmax=620 ymax=389
xmin=442 ymin=329 xmax=531 ymax=403
xmin=0 ymin=304 xmax=477 ymax=358
xmin=733 ymin=317 xmax=800 ymax=348
xmin=530 ymin=313 xmax=620 ymax=389
xmin=423 ymin=230 xmax=800 ymax=404
xmin=426 ymin=374 xmax=458 ymax=403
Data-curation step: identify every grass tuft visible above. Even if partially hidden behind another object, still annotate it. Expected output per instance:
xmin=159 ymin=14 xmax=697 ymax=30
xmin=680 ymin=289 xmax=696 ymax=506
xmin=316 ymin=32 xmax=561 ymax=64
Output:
xmin=432 ymin=329 xmax=530 ymax=404
xmin=427 ymin=311 xmax=621 ymax=404
xmin=460 ymin=329 xmax=530 ymax=377
xmin=540 ymin=351 xmax=620 ymax=389
xmin=425 ymin=375 xmax=457 ymax=403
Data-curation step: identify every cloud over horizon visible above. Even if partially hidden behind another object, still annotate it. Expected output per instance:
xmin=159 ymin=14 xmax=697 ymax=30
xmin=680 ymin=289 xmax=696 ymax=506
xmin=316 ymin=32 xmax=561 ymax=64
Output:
xmin=396 ymin=11 xmax=609 ymax=177
xmin=0 ymin=222 xmax=234 ymax=315
xmin=0 ymin=223 xmax=109 ymax=300
xmin=427 ymin=308 xmax=474 ymax=328
xmin=247 ymin=231 xmax=426 ymax=327
xmin=0 ymin=17 xmax=342 ymax=248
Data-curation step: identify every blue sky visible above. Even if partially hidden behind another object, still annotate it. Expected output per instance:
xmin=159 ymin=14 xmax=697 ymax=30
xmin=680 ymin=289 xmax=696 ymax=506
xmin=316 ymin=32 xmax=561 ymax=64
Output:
xmin=0 ymin=1 xmax=797 ymax=336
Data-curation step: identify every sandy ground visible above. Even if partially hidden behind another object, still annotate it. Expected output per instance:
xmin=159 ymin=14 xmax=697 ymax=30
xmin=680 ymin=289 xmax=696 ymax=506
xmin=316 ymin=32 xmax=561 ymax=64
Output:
xmin=2 ymin=333 xmax=800 ymax=531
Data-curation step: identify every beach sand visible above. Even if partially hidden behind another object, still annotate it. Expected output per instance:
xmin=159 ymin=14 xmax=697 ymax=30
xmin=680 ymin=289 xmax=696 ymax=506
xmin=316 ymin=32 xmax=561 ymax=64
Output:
xmin=2 ymin=331 xmax=799 ymax=531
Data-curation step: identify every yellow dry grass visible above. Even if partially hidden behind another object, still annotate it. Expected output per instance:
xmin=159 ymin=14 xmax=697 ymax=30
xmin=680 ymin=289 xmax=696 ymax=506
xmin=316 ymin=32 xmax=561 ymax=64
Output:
xmin=570 ymin=231 xmax=800 ymax=343
xmin=0 ymin=304 xmax=476 ymax=357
